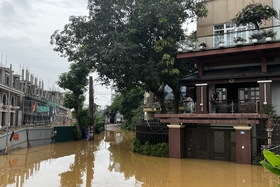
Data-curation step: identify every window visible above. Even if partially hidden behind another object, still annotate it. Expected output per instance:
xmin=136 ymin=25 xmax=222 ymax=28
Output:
xmin=239 ymin=87 xmax=259 ymax=103
xmin=213 ymin=23 xmax=256 ymax=47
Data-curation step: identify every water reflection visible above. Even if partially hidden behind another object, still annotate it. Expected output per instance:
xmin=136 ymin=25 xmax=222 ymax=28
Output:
xmin=0 ymin=129 xmax=279 ymax=187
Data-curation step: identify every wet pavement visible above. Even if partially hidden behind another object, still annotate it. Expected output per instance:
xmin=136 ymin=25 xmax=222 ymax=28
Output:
xmin=0 ymin=124 xmax=279 ymax=187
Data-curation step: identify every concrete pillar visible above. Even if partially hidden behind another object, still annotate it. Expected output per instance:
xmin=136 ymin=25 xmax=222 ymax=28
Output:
xmin=26 ymin=69 xmax=29 ymax=81
xmin=168 ymin=124 xmax=185 ymax=158
xmin=234 ymin=126 xmax=252 ymax=164
xmin=21 ymin=69 xmax=24 ymax=81
xmin=258 ymin=80 xmax=272 ymax=113
xmin=195 ymin=83 xmax=208 ymax=114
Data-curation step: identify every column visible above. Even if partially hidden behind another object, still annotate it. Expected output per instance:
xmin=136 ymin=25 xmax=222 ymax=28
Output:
xmin=168 ymin=124 xmax=185 ymax=158
xmin=234 ymin=126 xmax=252 ymax=164
xmin=195 ymin=83 xmax=208 ymax=114
xmin=257 ymin=80 xmax=272 ymax=112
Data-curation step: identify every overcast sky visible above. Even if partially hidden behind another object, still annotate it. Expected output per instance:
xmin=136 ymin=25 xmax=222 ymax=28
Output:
xmin=0 ymin=0 xmax=111 ymax=108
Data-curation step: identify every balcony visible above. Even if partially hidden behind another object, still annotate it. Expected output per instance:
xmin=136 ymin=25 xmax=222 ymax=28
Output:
xmin=177 ymin=25 xmax=280 ymax=53
xmin=147 ymin=99 xmax=269 ymax=125
xmin=144 ymin=99 xmax=259 ymax=114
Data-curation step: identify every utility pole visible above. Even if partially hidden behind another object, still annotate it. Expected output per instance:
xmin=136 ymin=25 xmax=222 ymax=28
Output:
xmin=89 ymin=76 xmax=95 ymax=140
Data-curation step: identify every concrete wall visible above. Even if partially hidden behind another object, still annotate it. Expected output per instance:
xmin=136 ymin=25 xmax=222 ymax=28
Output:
xmin=0 ymin=128 xmax=53 ymax=153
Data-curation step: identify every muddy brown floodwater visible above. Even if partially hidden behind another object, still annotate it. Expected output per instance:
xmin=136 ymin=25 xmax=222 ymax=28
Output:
xmin=0 ymin=124 xmax=279 ymax=187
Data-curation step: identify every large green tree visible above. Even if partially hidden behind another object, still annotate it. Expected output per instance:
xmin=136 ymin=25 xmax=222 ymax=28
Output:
xmin=57 ymin=62 xmax=91 ymax=133
xmin=51 ymin=0 xmax=207 ymax=113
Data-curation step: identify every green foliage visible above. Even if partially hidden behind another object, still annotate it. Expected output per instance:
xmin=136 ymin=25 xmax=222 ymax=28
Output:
xmin=131 ymin=138 xmax=169 ymax=157
xmin=77 ymin=108 xmax=94 ymax=127
xmin=231 ymin=2 xmax=278 ymax=29
xmin=95 ymin=122 xmax=105 ymax=134
xmin=249 ymin=32 xmax=263 ymax=40
xmin=51 ymin=0 xmax=208 ymax=114
xmin=73 ymin=129 xmax=81 ymax=140
xmin=186 ymin=31 xmax=198 ymax=47
xmin=131 ymin=137 xmax=142 ymax=152
xmin=260 ymin=150 xmax=280 ymax=177
xmin=263 ymin=29 xmax=277 ymax=39
xmin=110 ymin=87 xmax=144 ymax=129
xmin=95 ymin=110 xmax=105 ymax=124
xmin=62 ymin=92 xmax=85 ymax=112
xmin=57 ymin=62 xmax=90 ymax=133
xmin=233 ymin=36 xmax=246 ymax=43
xmin=263 ymin=103 xmax=277 ymax=118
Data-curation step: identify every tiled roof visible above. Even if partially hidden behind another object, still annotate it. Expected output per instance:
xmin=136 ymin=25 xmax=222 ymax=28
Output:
xmin=182 ymin=65 xmax=280 ymax=81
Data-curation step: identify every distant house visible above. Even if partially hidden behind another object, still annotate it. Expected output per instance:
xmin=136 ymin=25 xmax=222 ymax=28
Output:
xmin=0 ymin=65 xmax=69 ymax=129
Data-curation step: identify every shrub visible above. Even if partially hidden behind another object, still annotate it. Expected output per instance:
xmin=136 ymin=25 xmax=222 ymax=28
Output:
xmin=131 ymin=138 xmax=169 ymax=157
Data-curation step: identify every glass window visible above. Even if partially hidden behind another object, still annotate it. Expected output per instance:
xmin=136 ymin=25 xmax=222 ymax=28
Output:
xmin=213 ymin=23 xmax=253 ymax=47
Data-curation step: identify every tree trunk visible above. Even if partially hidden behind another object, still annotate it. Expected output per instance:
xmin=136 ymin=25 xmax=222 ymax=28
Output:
xmin=252 ymin=22 xmax=259 ymax=30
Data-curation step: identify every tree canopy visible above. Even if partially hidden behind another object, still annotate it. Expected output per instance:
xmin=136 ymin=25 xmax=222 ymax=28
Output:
xmin=57 ymin=62 xmax=91 ymax=132
xmin=231 ymin=2 xmax=278 ymax=29
xmin=51 ymin=0 xmax=207 ymax=113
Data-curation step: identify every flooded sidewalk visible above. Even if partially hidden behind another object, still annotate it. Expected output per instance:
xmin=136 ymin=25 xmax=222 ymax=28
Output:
xmin=0 ymin=125 xmax=279 ymax=187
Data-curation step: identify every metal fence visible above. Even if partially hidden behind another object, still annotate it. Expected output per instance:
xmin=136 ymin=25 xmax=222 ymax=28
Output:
xmin=135 ymin=119 xmax=168 ymax=145
xmin=251 ymin=118 xmax=280 ymax=164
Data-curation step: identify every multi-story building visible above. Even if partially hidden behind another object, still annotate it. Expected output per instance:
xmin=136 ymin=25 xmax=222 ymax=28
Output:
xmin=0 ymin=65 xmax=69 ymax=129
xmin=154 ymin=0 xmax=280 ymax=164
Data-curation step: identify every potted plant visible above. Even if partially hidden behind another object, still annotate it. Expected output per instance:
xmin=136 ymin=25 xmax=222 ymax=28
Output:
xmin=249 ymin=32 xmax=264 ymax=43
xmin=198 ymin=42 xmax=207 ymax=49
xmin=231 ymin=3 xmax=278 ymax=30
xmin=233 ymin=36 xmax=246 ymax=45
xmin=263 ymin=29 xmax=277 ymax=41
xmin=218 ymin=41 xmax=224 ymax=47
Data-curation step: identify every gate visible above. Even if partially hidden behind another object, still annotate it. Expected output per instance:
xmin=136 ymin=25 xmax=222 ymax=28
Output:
xmin=184 ymin=125 xmax=236 ymax=161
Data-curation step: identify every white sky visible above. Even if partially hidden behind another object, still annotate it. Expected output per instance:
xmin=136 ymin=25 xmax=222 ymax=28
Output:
xmin=0 ymin=0 xmax=111 ymax=108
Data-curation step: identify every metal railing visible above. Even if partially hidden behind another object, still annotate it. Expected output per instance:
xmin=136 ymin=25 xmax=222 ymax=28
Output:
xmin=214 ymin=100 xmax=259 ymax=114
xmin=144 ymin=99 xmax=260 ymax=114
xmin=178 ymin=25 xmax=280 ymax=52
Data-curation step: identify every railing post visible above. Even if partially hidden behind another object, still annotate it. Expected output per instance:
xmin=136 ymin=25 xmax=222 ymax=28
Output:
xmin=231 ymin=101 xmax=234 ymax=114
xmin=256 ymin=100 xmax=259 ymax=113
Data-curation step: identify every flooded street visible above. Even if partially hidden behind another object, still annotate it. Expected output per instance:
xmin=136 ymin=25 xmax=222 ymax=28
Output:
xmin=0 ymin=125 xmax=279 ymax=187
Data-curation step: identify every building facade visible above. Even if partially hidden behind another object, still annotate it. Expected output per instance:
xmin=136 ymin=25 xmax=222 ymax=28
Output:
xmin=0 ymin=65 xmax=69 ymax=130
xmin=154 ymin=0 xmax=280 ymax=164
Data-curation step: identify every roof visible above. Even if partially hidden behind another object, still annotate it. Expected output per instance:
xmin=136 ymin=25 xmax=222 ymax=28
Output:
xmin=182 ymin=64 xmax=280 ymax=81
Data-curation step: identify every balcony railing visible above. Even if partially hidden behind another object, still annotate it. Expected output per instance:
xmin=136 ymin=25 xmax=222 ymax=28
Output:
xmin=144 ymin=99 xmax=259 ymax=114
xmin=177 ymin=25 xmax=280 ymax=52
xmin=182 ymin=100 xmax=259 ymax=114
